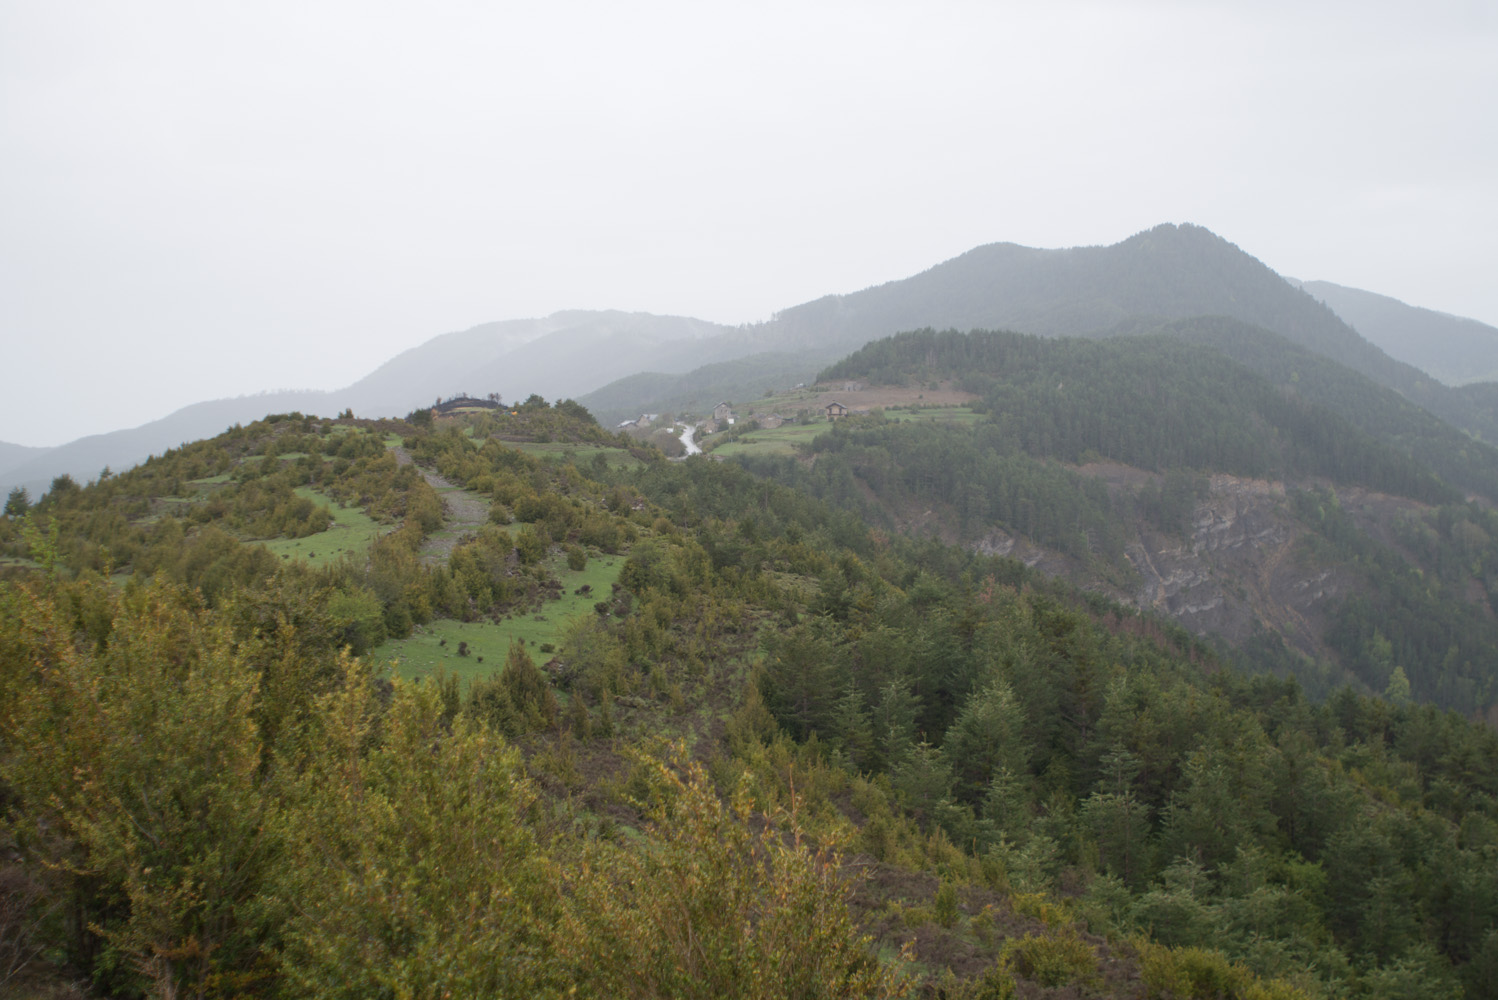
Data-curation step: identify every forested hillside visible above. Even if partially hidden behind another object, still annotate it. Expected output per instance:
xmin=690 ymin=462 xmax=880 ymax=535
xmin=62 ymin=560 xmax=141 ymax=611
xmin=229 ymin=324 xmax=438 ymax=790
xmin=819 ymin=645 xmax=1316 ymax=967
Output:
xmin=718 ymin=329 xmax=1498 ymax=719
xmin=4 ymin=400 xmax=1498 ymax=998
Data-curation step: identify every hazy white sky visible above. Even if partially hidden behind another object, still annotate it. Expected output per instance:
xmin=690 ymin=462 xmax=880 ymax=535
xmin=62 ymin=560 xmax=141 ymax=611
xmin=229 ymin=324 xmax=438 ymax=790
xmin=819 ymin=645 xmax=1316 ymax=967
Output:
xmin=3 ymin=1 xmax=1495 ymax=447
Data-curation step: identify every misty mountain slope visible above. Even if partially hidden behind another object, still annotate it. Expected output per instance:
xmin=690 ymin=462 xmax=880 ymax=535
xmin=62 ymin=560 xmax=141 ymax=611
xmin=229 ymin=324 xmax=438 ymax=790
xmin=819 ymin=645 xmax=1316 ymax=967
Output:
xmin=1142 ymin=315 xmax=1498 ymax=501
xmin=0 ymin=312 xmax=742 ymax=499
xmin=1297 ymin=278 xmax=1498 ymax=386
xmin=445 ymin=316 xmax=751 ymax=407
xmin=579 ymin=350 xmax=835 ymax=426
xmin=339 ymin=310 xmax=740 ymax=415
xmin=0 ymin=441 xmax=51 ymax=480
xmin=752 ymin=223 xmax=1498 ymax=441
xmin=0 ymin=389 xmax=339 ymax=501
xmin=763 ymin=224 xmax=1334 ymax=344
xmin=18 ymin=222 xmax=1498 ymax=501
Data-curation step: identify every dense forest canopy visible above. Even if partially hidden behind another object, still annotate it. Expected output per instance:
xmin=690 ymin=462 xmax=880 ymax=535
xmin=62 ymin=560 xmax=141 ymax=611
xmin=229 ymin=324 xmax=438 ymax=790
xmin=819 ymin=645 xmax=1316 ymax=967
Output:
xmin=3 ymin=387 xmax=1498 ymax=998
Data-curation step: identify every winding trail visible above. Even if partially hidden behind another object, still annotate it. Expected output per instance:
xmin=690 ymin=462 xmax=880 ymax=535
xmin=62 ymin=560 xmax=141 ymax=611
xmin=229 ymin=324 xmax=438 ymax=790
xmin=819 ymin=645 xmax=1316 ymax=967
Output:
xmin=394 ymin=446 xmax=492 ymax=565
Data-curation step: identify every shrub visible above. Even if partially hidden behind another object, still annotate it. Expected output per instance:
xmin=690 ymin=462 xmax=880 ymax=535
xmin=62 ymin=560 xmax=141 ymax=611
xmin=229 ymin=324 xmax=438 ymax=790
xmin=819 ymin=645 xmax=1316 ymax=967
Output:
xmin=934 ymin=879 xmax=960 ymax=929
xmin=1134 ymin=939 xmax=1315 ymax=1000
xmin=557 ymin=750 xmax=908 ymax=998
xmin=1001 ymin=931 xmax=1098 ymax=989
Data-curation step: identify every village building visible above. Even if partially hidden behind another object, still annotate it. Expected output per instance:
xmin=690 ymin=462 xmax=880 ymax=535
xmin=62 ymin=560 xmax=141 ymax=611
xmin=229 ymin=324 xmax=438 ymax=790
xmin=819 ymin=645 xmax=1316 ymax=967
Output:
xmin=825 ymin=401 xmax=849 ymax=421
xmin=712 ymin=402 xmax=733 ymax=424
xmin=433 ymin=394 xmax=502 ymax=415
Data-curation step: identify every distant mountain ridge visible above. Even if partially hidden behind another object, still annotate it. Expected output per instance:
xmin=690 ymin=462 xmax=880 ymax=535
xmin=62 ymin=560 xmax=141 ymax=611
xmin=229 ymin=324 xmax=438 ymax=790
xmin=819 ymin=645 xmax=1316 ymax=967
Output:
xmin=586 ymin=224 xmax=1498 ymax=439
xmin=754 ymin=224 xmax=1498 ymax=439
xmin=0 ymin=310 xmax=736 ymax=499
xmin=11 ymin=223 xmax=1498 ymax=497
xmin=1295 ymin=279 xmax=1498 ymax=387
xmin=0 ymin=441 xmax=50 ymax=480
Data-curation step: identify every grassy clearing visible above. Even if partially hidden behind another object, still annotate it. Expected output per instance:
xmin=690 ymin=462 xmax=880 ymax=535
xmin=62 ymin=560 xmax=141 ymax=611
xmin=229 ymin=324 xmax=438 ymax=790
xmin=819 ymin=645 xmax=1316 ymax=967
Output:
xmin=882 ymin=405 xmax=982 ymax=425
xmin=710 ymin=406 xmax=981 ymax=458
xmin=505 ymin=441 xmax=644 ymax=469
xmin=378 ymin=550 xmax=625 ymax=684
xmin=259 ymin=487 xmax=386 ymax=569
xmin=187 ymin=474 xmax=233 ymax=485
xmin=708 ymin=421 xmax=831 ymax=458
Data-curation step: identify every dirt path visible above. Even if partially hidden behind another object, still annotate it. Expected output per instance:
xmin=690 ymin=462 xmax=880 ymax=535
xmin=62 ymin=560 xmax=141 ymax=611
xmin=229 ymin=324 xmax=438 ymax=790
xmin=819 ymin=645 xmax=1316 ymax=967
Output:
xmin=394 ymin=446 xmax=492 ymax=565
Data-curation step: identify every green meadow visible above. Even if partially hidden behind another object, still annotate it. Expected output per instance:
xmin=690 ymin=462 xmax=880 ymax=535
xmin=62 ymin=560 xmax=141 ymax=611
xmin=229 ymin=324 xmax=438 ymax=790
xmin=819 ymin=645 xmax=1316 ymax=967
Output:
xmin=378 ymin=550 xmax=625 ymax=684
xmin=505 ymin=440 xmax=645 ymax=469
xmin=706 ymin=421 xmax=830 ymax=458
xmin=259 ymin=487 xmax=387 ymax=569
xmin=706 ymin=407 xmax=978 ymax=458
xmin=881 ymin=405 xmax=981 ymax=425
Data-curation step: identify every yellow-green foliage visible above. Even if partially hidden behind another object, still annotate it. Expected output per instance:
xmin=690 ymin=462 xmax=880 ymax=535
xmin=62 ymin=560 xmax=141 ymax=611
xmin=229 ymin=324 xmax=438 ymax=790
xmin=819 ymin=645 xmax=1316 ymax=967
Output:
xmin=0 ymin=574 xmax=346 ymax=997
xmin=1008 ymin=891 xmax=1070 ymax=928
xmin=276 ymin=670 xmax=565 ymax=1000
xmin=557 ymin=749 xmax=912 ymax=999
xmin=970 ymin=906 xmax=998 ymax=946
xmin=1000 ymin=930 xmax=1099 ymax=989
xmin=934 ymin=879 xmax=960 ymax=928
xmin=932 ymin=963 xmax=1017 ymax=1000
xmin=0 ymin=578 xmax=915 ymax=999
xmin=901 ymin=905 xmax=934 ymax=930
xmin=1135 ymin=940 xmax=1318 ymax=1000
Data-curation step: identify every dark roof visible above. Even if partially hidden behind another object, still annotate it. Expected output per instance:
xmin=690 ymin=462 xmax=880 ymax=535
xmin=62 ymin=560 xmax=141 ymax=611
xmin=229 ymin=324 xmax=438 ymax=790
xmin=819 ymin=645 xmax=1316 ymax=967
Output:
xmin=434 ymin=395 xmax=502 ymax=413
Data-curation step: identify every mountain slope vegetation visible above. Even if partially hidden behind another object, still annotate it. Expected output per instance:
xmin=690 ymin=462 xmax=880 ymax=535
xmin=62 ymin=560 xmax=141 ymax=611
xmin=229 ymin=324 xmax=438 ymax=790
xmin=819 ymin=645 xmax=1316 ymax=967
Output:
xmin=717 ymin=329 xmax=1498 ymax=719
xmin=5 ymin=401 xmax=1498 ymax=998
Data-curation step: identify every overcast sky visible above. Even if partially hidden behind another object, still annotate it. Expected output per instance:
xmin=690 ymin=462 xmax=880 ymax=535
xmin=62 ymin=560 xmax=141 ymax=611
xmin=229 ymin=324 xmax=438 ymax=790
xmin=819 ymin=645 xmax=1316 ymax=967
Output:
xmin=3 ymin=1 xmax=1495 ymax=448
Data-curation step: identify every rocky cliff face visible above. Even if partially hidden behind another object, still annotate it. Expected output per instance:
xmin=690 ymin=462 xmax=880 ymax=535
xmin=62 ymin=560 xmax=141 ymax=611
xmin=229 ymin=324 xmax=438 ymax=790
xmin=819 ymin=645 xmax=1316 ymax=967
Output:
xmin=1123 ymin=474 xmax=1337 ymax=657
xmin=973 ymin=468 xmax=1429 ymax=663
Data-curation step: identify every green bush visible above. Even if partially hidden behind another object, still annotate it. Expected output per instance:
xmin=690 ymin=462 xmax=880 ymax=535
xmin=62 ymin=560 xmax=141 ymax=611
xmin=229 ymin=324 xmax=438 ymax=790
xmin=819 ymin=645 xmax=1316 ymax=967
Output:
xmin=1134 ymin=940 xmax=1315 ymax=1000
xmin=1000 ymin=930 xmax=1098 ymax=989
xmin=934 ymin=879 xmax=960 ymax=929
